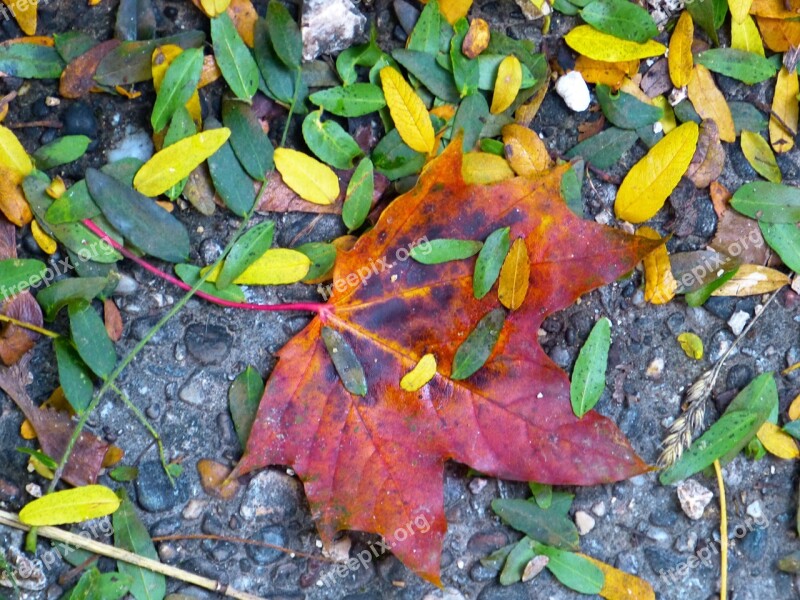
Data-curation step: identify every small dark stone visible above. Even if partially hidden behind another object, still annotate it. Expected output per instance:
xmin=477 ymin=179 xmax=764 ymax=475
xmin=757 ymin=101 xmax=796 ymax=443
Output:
xmin=245 ymin=526 xmax=287 ymax=564
xmin=704 ymin=297 xmax=737 ymax=321
xmin=31 ymin=98 xmax=49 ymax=119
xmin=478 ymin=583 xmax=530 ymax=600
xmin=202 ymin=513 xmax=225 ymax=535
xmin=145 ymin=403 xmax=162 ymax=419
xmin=466 ymin=530 xmax=509 ymax=554
xmin=62 ymin=102 xmax=98 ymax=138
xmin=150 ymin=518 xmax=181 ymax=537
xmin=40 ymin=129 xmax=57 ymax=145
xmin=565 ymin=326 xmax=577 ymax=346
xmin=203 ymin=539 xmax=237 ymax=562
xmin=643 ymin=546 xmax=684 ymax=575
xmin=708 ymin=329 xmax=736 ymax=362
xmin=615 ymin=552 xmax=640 ymax=575
xmin=131 ymin=316 xmax=166 ymax=343
xmin=726 ymin=364 xmax=753 ymax=392
xmin=392 ymin=24 xmax=407 ymax=42
xmin=134 ymin=461 xmax=189 ymax=512
xmin=542 ymin=317 xmax=561 ymax=333
xmin=649 ymin=509 xmax=678 ymax=528
xmin=470 ymin=561 xmax=499 ymax=582
xmin=22 ymin=232 xmax=46 ymax=257
xmin=199 ymin=238 xmax=223 ymax=265
xmin=184 ymin=323 xmax=232 ymax=364
xmin=549 ymin=346 xmax=570 ymax=368
xmin=0 ymin=477 xmax=21 ymax=502
xmin=163 ymin=6 xmax=178 ymax=19
xmin=739 ymin=527 xmax=767 ymax=562
xmin=666 ymin=312 xmax=686 ymax=336
xmin=393 ymin=0 xmax=420 ymax=34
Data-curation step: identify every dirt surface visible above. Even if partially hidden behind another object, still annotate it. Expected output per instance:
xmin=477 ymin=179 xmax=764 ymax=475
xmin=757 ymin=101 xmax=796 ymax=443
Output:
xmin=1 ymin=1 xmax=800 ymax=599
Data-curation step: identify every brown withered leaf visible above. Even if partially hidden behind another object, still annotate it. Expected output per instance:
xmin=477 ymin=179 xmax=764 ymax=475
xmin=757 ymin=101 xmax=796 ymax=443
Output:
xmin=103 ymin=298 xmax=123 ymax=342
xmin=685 ymin=120 xmax=725 ymax=188
xmin=666 ymin=178 xmax=700 ymax=237
xmin=577 ymin=116 xmax=605 ymax=142
xmin=60 ymin=39 xmax=121 ymax=98
xmin=641 ymin=57 xmax=672 ymax=98
xmin=197 ymin=459 xmax=242 ymax=500
xmin=183 ymin=163 xmax=218 ymax=216
xmin=462 ymin=18 xmax=490 ymax=59
xmin=709 ymin=181 xmax=731 ymax=217
xmin=710 ymin=210 xmax=771 ymax=265
xmin=257 ymin=169 xmax=388 ymax=215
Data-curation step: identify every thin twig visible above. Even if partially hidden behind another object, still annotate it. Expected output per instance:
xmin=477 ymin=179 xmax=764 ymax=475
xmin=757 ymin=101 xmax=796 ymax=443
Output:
xmin=0 ymin=314 xmax=59 ymax=338
xmin=0 ymin=510 xmax=264 ymax=600
xmin=714 ymin=460 xmax=728 ymax=600
xmin=151 ymin=534 xmax=337 ymax=563
xmin=5 ymin=120 xmax=62 ymax=129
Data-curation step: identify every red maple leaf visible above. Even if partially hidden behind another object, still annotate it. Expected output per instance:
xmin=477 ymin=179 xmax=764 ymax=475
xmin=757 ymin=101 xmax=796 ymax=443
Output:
xmin=232 ymin=144 xmax=659 ymax=584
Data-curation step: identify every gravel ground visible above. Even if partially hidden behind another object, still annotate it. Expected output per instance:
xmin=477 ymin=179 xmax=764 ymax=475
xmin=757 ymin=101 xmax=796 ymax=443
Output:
xmin=2 ymin=1 xmax=800 ymax=599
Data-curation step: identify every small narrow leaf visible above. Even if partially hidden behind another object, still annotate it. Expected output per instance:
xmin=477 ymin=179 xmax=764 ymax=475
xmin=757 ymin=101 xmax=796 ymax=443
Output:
xmin=400 ymin=354 xmax=437 ymax=391
xmin=0 ymin=124 xmax=34 ymax=177
xmin=54 ymin=338 xmax=94 ymax=413
xmin=216 ymin=221 xmax=275 ymax=289
xmin=757 ymin=422 xmax=800 ymax=459
xmin=687 ymin=64 xmax=736 ymax=142
xmin=204 ymin=248 xmax=311 ymax=285
xmin=69 ymin=300 xmax=116 ymax=378
xmin=669 ymin=11 xmax=694 ymax=87
xmin=580 ymin=0 xmax=658 ymax=43
xmin=150 ymin=47 xmax=203 ymax=132
xmin=570 ymin=317 xmax=611 ymax=418
xmin=565 ymin=127 xmax=638 ymax=169
xmin=321 ymin=327 xmax=368 ymax=396
xmin=770 ymin=66 xmax=799 ymax=154
xmin=741 ymin=130 xmax=782 ymax=183
xmin=302 ymin=110 xmax=363 ymax=170
xmin=309 ymin=84 xmax=387 ymax=117
xmin=473 ymin=226 xmax=511 ymax=298
xmin=533 ymin=543 xmax=605 ymax=595
xmin=694 ymin=48 xmax=778 ymax=84
xmin=20 ymin=485 xmax=120 ymax=525
xmin=492 ymin=494 xmax=580 ymax=550
xmin=342 ymin=158 xmax=374 ymax=231
xmin=490 ymin=55 xmax=522 ymax=115
xmin=32 ymin=136 xmax=91 ymax=170
xmin=564 ymin=25 xmax=666 ymax=62
xmin=205 ymin=119 xmax=256 ymax=216
xmin=596 ymin=85 xmax=663 ymax=130
xmin=222 ymin=97 xmax=274 ymax=180
xmin=451 ymin=308 xmax=506 ymax=380
xmin=211 ymin=12 xmax=259 ymax=101
xmin=113 ymin=489 xmax=166 ymax=600
xmin=497 ymin=237 xmax=530 ymax=310
xmin=502 ymin=124 xmax=552 ymax=176
xmin=731 ymin=181 xmax=800 ymax=223
xmin=274 ymin=147 xmax=340 ymax=205
xmin=581 ymin=554 xmax=655 ymax=600
xmin=229 ymin=366 xmax=264 ymax=448
xmin=759 ymin=222 xmax=800 ymax=273
xmin=380 ymin=66 xmax=435 ymax=154
xmin=410 ymin=239 xmax=483 ymax=264
xmin=265 ymin=0 xmax=302 ymax=69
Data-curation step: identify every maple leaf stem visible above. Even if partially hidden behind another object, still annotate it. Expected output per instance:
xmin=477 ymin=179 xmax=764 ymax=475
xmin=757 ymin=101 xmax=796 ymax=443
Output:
xmin=81 ymin=219 xmax=329 ymax=316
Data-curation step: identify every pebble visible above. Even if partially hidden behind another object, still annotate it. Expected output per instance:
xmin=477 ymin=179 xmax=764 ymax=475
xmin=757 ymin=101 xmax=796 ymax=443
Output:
xmin=739 ymin=527 xmax=767 ymax=562
xmin=643 ymin=546 xmax=684 ymax=574
xmin=746 ymin=500 xmax=764 ymax=520
xmin=704 ymin=296 xmax=737 ymax=321
xmin=469 ymin=562 xmax=498 ymax=582
xmin=182 ymin=499 xmax=206 ymax=520
xmin=645 ymin=357 xmax=665 ymax=379
xmin=666 ymin=312 xmax=686 ymax=335
xmin=708 ymin=329 xmax=736 ymax=362
xmin=727 ymin=310 xmax=750 ymax=336
xmin=521 ymin=555 xmax=549 ymax=582
xmin=301 ymin=0 xmax=367 ymax=61
xmin=184 ymin=323 xmax=233 ymax=365
xmin=423 ymin=589 xmax=466 ymax=600
xmin=726 ymin=364 xmax=753 ymax=391
xmin=246 ymin=526 xmax=288 ymax=564
xmin=677 ymin=479 xmax=714 ymax=520
xmin=646 ymin=526 xmax=671 ymax=543
xmin=178 ymin=373 xmax=206 ymax=406
xmin=575 ymin=510 xmax=596 ymax=535
xmin=0 ymin=477 xmax=21 ymax=502
xmin=555 ymin=71 xmax=590 ymax=112
xmin=107 ymin=126 xmax=154 ymax=163
xmin=477 ymin=583 xmax=529 ymax=600
xmin=675 ymin=530 xmax=698 ymax=553
xmin=615 ymin=552 xmax=639 ymax=575
xmin=25 ymin=483 xmax=42 ymax=498
xmin=468 ymin=478 xmax=488 ymax=494
xmin=649 ymin=508 xmax=677 ymax=527
xmin=199 ymin=238 xmax=223 ymax=265
xmin=393 ymin=0 xmax=420 ymax=35
xmin=239 ymin=470 xmax=301 ymax=522
xmin=157 ymin=542 xmax=178 ymax=562
xmin=466 ymin=530 xmax=509 ymax=554
xmin=5 ymin=547 xmax=47 ymax=591
xmin=591 ymin=501 xmax=606 ymax=517
xmin=135 ymin=461 xmax=189 ymax=512
xmin=150 ymin=518 xmax=181 ymax=537
xmin=113 ymin=274 xmax=139 ymax=295
xmin=145 ymin=403 xmax=162 ymax=419
xmin=549 ymin=345 xmax=570 ymax=368
xmin=62 ymin=102 xmax=98 ymax=138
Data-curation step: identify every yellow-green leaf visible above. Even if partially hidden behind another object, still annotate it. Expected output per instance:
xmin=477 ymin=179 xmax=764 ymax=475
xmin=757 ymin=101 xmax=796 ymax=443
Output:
xmin=770 ymin=66 xmax=799 ymax=154
xmin=462 ymin=152 xmax=514 ymax=184
xmin=729 ymin=0 xmax=753 ymax=23
xmin=380 ymin=66 xmax=435 ymax=154
xmin=741 ymin=130 xmax=782 ymax=183
xmin=564 ymin=25 xmax=666 ymax=62
xmin=19 ymin=485 xmax=121 ymax=526
xmin=491 ymin=55 xmax=522 ymax=115
xmin=731 ymin=15 xmax=765 ymax=57
xmin=200 ymin=0 xmax=231 ymax=17
xmin=205 ymin=248 xmax=311 ymax=285
xmin=439 ymin=0 xmax=473 ymax=24
xmin=757 ymin=422 xmax=800 ymax=459
xmin=0 ymin=124 xmax=33 ymax=177
xmin=502 ymin=123 xmax=552 ymax=176
xmin=400 ymin=353 xmax=437 ymax=391
xmin=677 ymin=332 xmax=704 ymax=360
xmin=614 ymin=122 xmax=699 ymax=223
xmin=668 ymin=11 xmax=693 ymax=88
xmin=789 ymin=393 xmax=800 ymax=420
xmin=498 ymin=237 xmax=530 ymax=310
xmin=274 ymin=147 xmax=340 ymax=205
xmin=687 ymin=64 xmax=736 ymax=142
xmin=581 ymin=554 xmax=655 ymax=600
xmin=134 ymin=129 xmax=231 ymax=197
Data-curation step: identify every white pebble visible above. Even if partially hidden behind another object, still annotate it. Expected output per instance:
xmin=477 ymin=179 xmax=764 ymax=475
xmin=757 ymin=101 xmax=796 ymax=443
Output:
xmin=575 ymin=510 xmax=596 ymax=535
xmin=591 ymin=501 xmax=607 ymax=517
xmin=728 ymin=310 xmax=750 ymax=336
xmin=677 ymin=479 xmax=714 ymax=520
xmin=746 ymin=500 xmax=764 ymax=520
xmin=555 ymin=71 xmax=591 ymax=112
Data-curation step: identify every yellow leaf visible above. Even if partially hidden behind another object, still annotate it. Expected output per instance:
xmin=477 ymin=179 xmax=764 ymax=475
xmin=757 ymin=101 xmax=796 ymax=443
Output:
xmin=46 ymin=176 xmax=66 ymax=199
xmin=31 ymin=220 xmax=57 ymax=255
xmin=669 ymin=11 xmax=693 ymax=88
xmin=741 ymin=130 xmax=782 ymax=183
xmin=574 ymin=56 xmax=638 ymax=88
xmin=729 ymin=0 xmax=754 ymax=22
xmin=134 ymin=129 xmax=231 ymax=197
xmin=152 ymin=45 xmax=202 ymax=127
xmin=498 ymin=237 xmax=530 ymax=310
xmin=439 ymin=0 xmax=473 ymax=24
xmin=614 ymin=122 xmax=699 ymax=223
xmin=205 ymin=248 xmax=311 ymax=285
xmin=770 ymin=66 xmax=799 ymax=153
xmin=502 ymin=124 xmax=552 ymax=176
xmin=677 ymin=332 xmax=704 ymax=359
xmin=19 ymin=485 xmax=121 ymax=526
xmin=0 ymin=165 xmax=31 ymax=227
xmin=274 ymin=148 xmax=340 ymax=205
xmin=227 ymin=0 xmax=258 ymax=47
xmin=199 ymin=55 xmax=222 ymax=88
xmin=462 ymin=18 xmax=490 ymax=59
xmin=731 ymin=15 xmax=766 ymax=56
xmin=400 ymin=353 xmax=437 ymax=391
xmin=462 ymin=152 xmax=514 ymax=184
xmin=565 ymin=25 xmax=666 ymax=62
xmin=1 ymin=0 xmax=36 ymax=35
xmin=0 ymin=124 xmax=32 ymax=177
xmin=199 ymin=0 xmax=231 ymax=17
xmin=711 ymin=264 xmax=789 ymax=296
xmin=581 ymin=554 xmax=655 ymax=600
xmin=749 ymin=0 xmax=797 ymax=18
xmin=618 ymin=77 xmax=654 ymax=105
xmin=757 ymin=422 xmax=800 ymax=459
xmin=515 ymin=79 xmax=549 ymax=126
xmin=652 ymin=95 xmax=677 ymax=134
xmin=788 ymin=393 xmax=800 ymax=420
xmin=636 ymin=227 xmax=676 ymax=304
xmin=491 ymin=55 xmax=522 ymax=115
xmin=380 ymin=66 xmax=435 ymax=154
xmin=687 ymin=65 xmax=736 ymax=142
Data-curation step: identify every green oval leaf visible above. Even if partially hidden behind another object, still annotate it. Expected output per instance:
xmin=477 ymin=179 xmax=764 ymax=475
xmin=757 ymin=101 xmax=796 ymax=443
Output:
xmin=217 ymin=221 xmax=275 ymax=290
xmin=0 ymin=259 xmax=46 ymax=299
xmin=473 ymin=226 xmax=510 ymax=299
xmin=69 ymin=300 xmax=116 ymax=378
xmin=229 ymin=366 xmax=265 ymax=449
xmin=451 ymin=308 xmax=506 ymax=380
xmin=302 ymin=110 xmax=363 ymax=170
xmin=731 ymin=181 xmax=800 ymax=223
xmin=453 ymin=92 xmax=489 ymax=151
xmin=492 ymin=494 xmax=579 ymax=550
xmin=266 ymin=0 xmax=303 ymax=70
xmin=151 ymin=47 xmax=203 ymax=132
xmin=55 ymin=337 xmax=95 ymax=413
xmin=570 ymin=317 xmax=611 ymax=418
xmin=174 ymin=264 xmax=245 ymax=302
xmin=222 ymin=97 xmax=274 ymax=181
xmin=113 ymin=489 xmax=166 ymax=600
xmin=309 ymin=84 xmax=387 ymax=117
xmin=321 ymin=327 xmax=368 ymax=396
xmin=565 ymin=127 xmax=638 ymax=169
xmin=36 ymin=276 xmax=111 ymax=321
xmin=410 ymin=239 xmax=482 ymax=264
xmin=296 ymin=242 xmax=337 ymax=281
xmin=392 ymin=49 xmax=461 ymax=103
xmin=532 ymin=543 xmax=605 ymax=595
xmin=0 ymin=42 xmax=64 ymax=79
xmin=205 ymin=119 xmax=257 ymax=217
xmin=695 ymin=49 xmax=779 ymax=85
xmin=342 ymin=158 xmax=374 ymax=231
xmin=580 ymin=0 xmax=659 ymax=43
xmin=760 ymin=222 xmax=800 ymax=273
xmin=211 ymin=12 xmax=259 ymax=102
xmin=450 ymin=18 xmax=479 ymax=97
xmin=33 ymin=136 xmax=91 ymax=170
xmin=595 ymin=85 xmax=663 ymax=130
